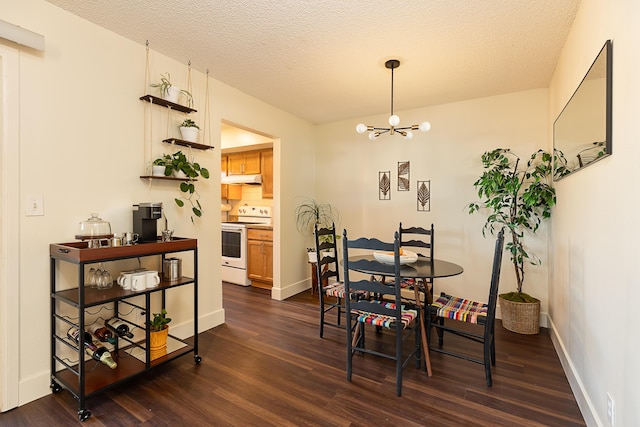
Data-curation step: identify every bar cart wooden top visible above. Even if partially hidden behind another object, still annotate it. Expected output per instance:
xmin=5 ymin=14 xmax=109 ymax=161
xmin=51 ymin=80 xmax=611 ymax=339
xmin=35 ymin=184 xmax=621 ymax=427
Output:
xmin=50 ymin=237 xmax=197 ymax=263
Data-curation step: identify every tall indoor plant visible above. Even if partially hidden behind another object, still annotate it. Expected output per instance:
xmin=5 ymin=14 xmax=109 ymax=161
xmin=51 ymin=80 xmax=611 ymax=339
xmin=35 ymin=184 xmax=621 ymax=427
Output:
xmin=468 ymin=148 xmax=556 ymax=334
xmin=295 ymin=198 xmax=339 ymax=262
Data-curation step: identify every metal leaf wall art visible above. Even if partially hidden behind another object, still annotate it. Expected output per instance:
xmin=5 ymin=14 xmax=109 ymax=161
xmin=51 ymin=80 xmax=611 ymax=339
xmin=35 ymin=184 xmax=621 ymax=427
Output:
xmin=398 ymin=161 xmax=410 ymax=191
xmin=417 ymin=180 xmax=431 ymax=211
xmin=379 ymin=171 xmax=391 ymax=200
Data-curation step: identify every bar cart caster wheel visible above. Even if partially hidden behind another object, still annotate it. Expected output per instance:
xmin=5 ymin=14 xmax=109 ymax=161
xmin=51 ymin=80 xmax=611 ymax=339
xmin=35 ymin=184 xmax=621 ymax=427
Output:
xmin=50 ymin=382 xmax=62 ymax=393
xmin=194 ymin=355 xmax=202 ymax=364
xmin=78 ymin=409 xmax=91 ymax=421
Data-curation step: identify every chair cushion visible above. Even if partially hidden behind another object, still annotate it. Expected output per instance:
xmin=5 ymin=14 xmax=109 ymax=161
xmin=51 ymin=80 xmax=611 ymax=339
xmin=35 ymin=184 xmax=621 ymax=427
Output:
xmin=351 ymin=300 xmax=417 ymax=329
xmin=323 ymin=282 xmax=368 ymax=299
xmin=433 ymin=294 xmax=487 ymax=324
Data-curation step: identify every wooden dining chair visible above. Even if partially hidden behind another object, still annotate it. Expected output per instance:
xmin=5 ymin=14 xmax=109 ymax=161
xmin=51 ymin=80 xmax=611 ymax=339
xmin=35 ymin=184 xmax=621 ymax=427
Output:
xmin=314 ymin=223 xmax=369 ymax=338
xmin=426 ymin=228 xmax=505 ymax=386
xmin=314 ymin=223 xmax=344 ymax=337
xmin=397 ymin=222 xmax=435 ymax=297
xmin=342 ymin=230 xmax=422 ymax=397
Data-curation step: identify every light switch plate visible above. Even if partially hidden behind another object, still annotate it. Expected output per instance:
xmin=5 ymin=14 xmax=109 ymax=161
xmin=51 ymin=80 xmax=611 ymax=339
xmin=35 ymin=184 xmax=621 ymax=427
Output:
xmin=26 ymin=194 xmax=44 ymax=216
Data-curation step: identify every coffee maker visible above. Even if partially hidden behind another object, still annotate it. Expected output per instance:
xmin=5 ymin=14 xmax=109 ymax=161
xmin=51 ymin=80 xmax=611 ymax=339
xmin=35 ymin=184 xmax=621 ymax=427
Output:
xmin=132 ymin=202 xmax=163 ymax=243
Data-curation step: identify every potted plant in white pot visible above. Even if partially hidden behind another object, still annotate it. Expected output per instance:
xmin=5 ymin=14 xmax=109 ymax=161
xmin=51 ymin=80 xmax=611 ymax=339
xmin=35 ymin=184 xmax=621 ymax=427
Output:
xmin=295 ymin=198 xmax=340 ymax=262
xmin=468 ymin=148 xmax=557 ymax=334
xmin=179 ymin=118 xmax=199 ymax=142
xmin=150 ymin=72 xmax=193 ymax=107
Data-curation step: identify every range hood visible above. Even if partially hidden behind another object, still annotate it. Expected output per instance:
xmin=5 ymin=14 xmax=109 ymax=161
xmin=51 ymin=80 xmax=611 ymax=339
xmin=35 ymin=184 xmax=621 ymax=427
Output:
xmin=221 ymin=174 xmax=262 ymax=185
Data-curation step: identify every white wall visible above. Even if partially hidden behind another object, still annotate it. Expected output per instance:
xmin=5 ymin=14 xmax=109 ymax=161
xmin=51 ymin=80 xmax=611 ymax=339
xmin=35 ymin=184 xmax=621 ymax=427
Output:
xmin=548 ymin=0 xmax=640 ymax=425
xmin=317 ymin=89 xmax=551 ymax=308
xmin=0 ymin=0 xmax=316 ymax=407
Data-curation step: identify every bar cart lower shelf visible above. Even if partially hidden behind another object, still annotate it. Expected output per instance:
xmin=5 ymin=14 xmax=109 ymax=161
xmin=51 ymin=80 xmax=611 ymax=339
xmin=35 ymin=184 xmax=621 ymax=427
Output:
xmin=50 ymin=238 xmax=200 ymax=422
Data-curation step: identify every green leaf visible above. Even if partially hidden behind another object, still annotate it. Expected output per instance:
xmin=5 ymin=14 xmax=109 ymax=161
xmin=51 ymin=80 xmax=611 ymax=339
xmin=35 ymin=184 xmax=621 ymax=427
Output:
xmin=175 ymin=198 xmax=184 ymax=207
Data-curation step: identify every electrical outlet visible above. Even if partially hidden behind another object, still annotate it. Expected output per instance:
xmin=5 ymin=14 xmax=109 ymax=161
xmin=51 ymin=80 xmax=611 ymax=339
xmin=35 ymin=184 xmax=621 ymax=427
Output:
xmin=607 ymin=392 xmax=615 ymax=426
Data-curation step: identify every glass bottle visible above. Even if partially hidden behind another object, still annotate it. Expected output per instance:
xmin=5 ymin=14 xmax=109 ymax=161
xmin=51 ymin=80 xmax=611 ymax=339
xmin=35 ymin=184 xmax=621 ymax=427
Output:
xmin=105 ymin=317 xmax=134 ymax=338
xmin=88 ymin=323 xmax=116 ymax=344
xmin=67 ymin=327 xmax=117 ymax=369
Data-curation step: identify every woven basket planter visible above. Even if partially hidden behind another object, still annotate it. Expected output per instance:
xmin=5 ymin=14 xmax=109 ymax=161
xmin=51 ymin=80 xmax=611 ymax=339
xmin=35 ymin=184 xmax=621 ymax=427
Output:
xmin=499 ymin=295 xmax=540 ymax=335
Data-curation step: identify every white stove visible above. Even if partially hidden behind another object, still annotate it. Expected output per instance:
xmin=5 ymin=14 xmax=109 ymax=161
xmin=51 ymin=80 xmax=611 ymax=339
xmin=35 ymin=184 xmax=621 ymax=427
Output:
xmin=221 ymin=206 xmax=272 ymax=286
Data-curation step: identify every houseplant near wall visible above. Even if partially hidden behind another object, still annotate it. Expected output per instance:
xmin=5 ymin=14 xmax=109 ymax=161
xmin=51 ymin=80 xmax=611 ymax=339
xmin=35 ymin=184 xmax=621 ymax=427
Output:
xmin=153 ymin=151 xmax=210 ymax=222
xmin=148 ymin=308 xmax=172 ymax=360
xmin=468 ymin=148 xmax=556 ymax=334
xmin=295 ymin=198 xmax=340 ymax=262
xmin=179 ymin=118 xmax=199 ymax=142
xmin=150 ymin=72 xmax=193 ymax=107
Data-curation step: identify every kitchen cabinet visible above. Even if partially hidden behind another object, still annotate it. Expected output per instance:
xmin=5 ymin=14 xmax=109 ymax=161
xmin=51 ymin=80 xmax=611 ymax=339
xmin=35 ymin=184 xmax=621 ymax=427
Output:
xmin=247 ymin=228 xmax=273 ymax=289
xmin=261 ymin=149 xmax=273 ymax=199
xmin=221 ymin=155 xmax=242 ymax=200
xmin=49 ymin=238 xmax=200 ymax=421
xmin=227 ymin=151 xmax=261 ymax=175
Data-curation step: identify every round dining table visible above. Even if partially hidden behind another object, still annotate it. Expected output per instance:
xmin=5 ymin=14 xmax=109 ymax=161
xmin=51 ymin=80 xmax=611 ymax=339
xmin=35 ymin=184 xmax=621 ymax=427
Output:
xmin=347 ymin=255 xmax=463 ymax=279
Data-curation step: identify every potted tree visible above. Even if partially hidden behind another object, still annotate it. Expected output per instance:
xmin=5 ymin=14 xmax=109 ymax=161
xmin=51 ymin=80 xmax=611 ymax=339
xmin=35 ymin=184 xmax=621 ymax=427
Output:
xmin=150 ymin=72 xmax=193 ymax=107
xmin=153 ymin=151 xmax=210 ymax=222
xmin=295 ymin=198 xmax=340 ymax=262
xmin=148 ymin=308 xmax=172 ymax=360
xmin=179 ymin=118 xmax=199 ymax=142
xmin=468 ymin=148 xmax=557 ymax=334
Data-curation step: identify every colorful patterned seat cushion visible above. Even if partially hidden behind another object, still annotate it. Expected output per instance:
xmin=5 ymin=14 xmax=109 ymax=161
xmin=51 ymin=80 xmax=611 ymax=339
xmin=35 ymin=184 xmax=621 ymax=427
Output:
xmin=351 ymin=300 xmax=417 ymax=329
xmin=323 ymin=282 xmax=367 ymax=299
xmin=433 ymin=294 xmax=487 ymax=324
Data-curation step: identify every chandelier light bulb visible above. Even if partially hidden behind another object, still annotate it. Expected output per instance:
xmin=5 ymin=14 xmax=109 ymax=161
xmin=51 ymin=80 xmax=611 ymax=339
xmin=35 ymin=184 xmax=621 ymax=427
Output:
xmin=368 ymin=132 xmax=378 ymax=141
xmin=404 ymin=130 xmax=413 ymax=139
xmin=355 ymin=123 xmax=367 ymax=134
xmin=419 ymin=121 xmax=431 ymax=132
xmin=388 ymin=114 xmax=400 ymax=127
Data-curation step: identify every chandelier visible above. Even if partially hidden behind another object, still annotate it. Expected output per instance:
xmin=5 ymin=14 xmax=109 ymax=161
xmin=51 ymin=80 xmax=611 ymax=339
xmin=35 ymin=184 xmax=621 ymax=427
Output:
xmin=356 ymin=59 xmax=431 ymax=140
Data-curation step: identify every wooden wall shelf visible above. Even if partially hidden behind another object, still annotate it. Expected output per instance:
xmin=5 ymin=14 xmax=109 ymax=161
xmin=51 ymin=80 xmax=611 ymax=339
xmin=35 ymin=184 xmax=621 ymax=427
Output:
xmin=139 ymin=94 xmax=197 ymax=114
xmin=163 ymin=138 xmax=214 ymax=151
xmin=140 ymin=175 xmax=196 ymax=182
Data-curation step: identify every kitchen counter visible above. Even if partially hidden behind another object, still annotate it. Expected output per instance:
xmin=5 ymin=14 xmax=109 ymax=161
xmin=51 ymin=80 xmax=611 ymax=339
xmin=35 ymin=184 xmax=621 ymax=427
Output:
xmin=246 ymin=224 xmax=273 ymax=230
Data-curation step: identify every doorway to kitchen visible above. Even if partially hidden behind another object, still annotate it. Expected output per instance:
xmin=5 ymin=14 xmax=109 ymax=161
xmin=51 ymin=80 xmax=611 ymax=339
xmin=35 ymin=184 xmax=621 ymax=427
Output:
xmin=220 ymin=121 xmax=276 ymax=293
xmin=0 ymin=44 xmax=20 ymax=411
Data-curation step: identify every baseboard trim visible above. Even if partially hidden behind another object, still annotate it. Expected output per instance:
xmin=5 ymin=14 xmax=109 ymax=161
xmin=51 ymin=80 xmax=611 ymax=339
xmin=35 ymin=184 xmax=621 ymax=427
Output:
xmin=548 ymin=316 xmax=601 ymax=426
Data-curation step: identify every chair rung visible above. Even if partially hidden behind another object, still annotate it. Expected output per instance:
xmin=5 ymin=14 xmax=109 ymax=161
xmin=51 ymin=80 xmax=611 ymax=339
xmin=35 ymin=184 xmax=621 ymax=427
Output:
xmin=429 ymin=347 xmax=484 ymax=365
xmin=433 ymin=324 xmax=485 ymax=344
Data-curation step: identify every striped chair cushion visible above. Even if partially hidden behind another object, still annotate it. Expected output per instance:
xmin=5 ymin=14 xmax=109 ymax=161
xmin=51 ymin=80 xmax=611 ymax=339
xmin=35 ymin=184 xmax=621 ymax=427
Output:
xmin=433 ymin=294 xmax=487 ymax=324
xmin=323 ymin=282 xmax=368 ymax=299
xmin=351 ymin=300 xmax=417 ymax=329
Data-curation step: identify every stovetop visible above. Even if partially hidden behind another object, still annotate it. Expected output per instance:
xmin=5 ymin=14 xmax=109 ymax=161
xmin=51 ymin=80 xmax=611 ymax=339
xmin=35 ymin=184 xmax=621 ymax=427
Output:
xmin=223 ymin=205 xmax=272 ymax=226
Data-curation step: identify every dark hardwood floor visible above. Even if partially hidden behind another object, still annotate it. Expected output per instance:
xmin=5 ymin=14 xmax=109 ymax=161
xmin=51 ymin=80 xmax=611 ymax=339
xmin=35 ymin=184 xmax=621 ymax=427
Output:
xmin=1 ymin=283 xmax=585 ymax=426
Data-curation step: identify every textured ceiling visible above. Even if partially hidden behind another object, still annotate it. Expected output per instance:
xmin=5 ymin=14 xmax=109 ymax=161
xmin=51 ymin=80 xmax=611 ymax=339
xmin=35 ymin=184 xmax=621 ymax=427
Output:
xmin=45 ymin=0 xmax=580 ymax=125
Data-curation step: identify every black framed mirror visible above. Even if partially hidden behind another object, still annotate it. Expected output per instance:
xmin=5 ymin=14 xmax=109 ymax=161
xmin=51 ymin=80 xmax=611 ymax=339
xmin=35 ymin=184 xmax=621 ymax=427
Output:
xmin=554 ymin=40 xmax=612 ymax=180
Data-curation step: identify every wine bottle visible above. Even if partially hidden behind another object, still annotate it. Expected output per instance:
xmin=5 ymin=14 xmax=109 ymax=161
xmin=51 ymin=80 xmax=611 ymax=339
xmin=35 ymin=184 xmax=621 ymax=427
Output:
xmin=105 ymin=317 xmax=134 ymax=338
xmin=89 ymin=324 xmax=116 ymax=344
xmin=67 ymin=327 xmax=117 ymax=369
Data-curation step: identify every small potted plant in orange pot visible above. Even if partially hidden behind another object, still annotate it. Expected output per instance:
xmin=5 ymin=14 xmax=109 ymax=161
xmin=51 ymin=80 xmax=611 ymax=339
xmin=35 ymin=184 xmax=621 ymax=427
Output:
xmin=149 ymin=308 xmax=171 ymax=360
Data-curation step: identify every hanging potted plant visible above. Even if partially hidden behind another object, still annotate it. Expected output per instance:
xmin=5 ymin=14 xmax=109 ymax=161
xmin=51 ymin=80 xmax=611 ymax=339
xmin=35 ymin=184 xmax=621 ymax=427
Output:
xmin=150 ymin=72 xmax=193 ymax=107
xmin=295 ymin=198 xmax=340 ymax=262
xmin=179 ymin=118 xmax=200 ymax=143
xmin=148 ymin=308 xmax=172 ymax=360
xmin=468 ymin=148 xmax=557 ymax=334
xmin=153 ymin=151 xmax=210 ymax=222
